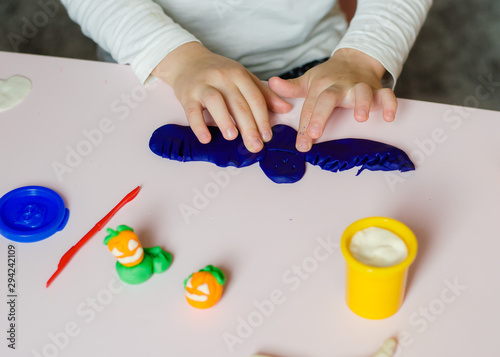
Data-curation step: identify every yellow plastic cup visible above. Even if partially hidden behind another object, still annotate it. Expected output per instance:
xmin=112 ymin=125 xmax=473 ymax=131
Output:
xmin=341 ymin=217 xmax=418 ymax=319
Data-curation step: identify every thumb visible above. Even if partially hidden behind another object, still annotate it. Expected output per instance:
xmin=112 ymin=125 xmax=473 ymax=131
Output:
xmin=268 ymin=75 xmax=308 ymax=99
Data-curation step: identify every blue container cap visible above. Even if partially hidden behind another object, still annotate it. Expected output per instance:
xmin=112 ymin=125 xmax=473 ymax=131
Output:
xmin=0 ymin=186 xmax=70 ymax=243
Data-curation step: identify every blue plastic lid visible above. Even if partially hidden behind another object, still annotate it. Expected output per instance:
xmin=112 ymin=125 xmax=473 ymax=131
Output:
xmin=0 ymin=186 xmax=70 ymax=243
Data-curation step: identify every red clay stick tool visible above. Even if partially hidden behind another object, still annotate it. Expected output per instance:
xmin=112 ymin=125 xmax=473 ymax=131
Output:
xmin=46 ymin=186 xmax=141 ymax=287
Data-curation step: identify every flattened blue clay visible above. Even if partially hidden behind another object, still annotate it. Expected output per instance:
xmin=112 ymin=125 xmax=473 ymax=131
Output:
xmin=258 ymin=125 xmax=306 ymax=183
xmin=149 ymin=124 xmax=264 ymax=167
xmin=305 ymin=138 xmax=415 ymax=175
xmin=149 ymin=124 xmax=415 ymax=183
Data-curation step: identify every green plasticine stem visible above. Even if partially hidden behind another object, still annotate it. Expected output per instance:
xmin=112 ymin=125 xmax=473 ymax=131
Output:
xmin=104 ymin=225 xmax=134 ymax=245
xmin=184 ymin=265 xmax=226 ymax=287
xmin=116 ymin=247 xmax=173 ymax=285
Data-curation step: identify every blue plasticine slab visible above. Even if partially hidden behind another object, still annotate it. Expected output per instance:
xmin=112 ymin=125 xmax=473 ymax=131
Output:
xmin=149 ymin=124 xmax=415 ymax=184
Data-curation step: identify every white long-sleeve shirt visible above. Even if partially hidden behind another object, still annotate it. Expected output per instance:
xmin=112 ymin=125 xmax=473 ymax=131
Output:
xmin=61 ymin=0 xmax=432 ymax=87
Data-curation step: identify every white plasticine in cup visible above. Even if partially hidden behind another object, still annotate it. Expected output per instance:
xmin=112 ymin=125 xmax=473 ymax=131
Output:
xmin=349 ymin=227 xmax=408 ymax=267
xmin=0 ymin=75 xmax=32 ymax=113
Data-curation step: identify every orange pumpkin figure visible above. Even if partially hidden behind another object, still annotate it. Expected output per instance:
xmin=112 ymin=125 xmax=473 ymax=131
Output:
xmin=104 ymin=225 xmax=144 ymax=267
xmin=104 ymin=225 xmax=173 ymax=285
xmin=184 ymin=265 xmax=225 ymax=309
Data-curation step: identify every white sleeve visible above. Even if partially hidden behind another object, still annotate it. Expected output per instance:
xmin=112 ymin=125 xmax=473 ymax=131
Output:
xmin=60 ymin=0 xmax=200 ymax=84
xmin=333 ymin=0 xmax=433 ymax=89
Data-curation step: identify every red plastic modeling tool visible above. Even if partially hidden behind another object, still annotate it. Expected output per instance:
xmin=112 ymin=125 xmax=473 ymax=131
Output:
xmin=46 ymin=186 xmax=141 ymax=287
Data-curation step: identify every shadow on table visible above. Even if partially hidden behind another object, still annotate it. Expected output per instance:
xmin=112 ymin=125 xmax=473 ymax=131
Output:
xmin=390 ymin=197 xmax=444 ymax=297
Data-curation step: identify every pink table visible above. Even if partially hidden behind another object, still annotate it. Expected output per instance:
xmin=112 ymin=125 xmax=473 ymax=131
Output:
xmin=1 ymin=51 xmax=499 ymax=357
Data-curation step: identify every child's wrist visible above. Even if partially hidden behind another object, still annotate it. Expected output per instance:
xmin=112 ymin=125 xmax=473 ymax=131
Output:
xmin=332 ymin=48 xmax=387 ymax=80
xmin=152 ymin=42 xmax=207 ymax=83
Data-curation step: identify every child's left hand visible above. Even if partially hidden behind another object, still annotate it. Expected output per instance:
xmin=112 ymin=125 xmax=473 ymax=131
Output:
xmin=268 ymin=48 xmax=398 ymax=152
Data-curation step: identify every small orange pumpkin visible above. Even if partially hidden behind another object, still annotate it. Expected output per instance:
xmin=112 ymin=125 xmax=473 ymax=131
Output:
xmin=104 ymin=225 xmax=144 ymax=267
xmin=184 ymin=265 xmax=225 ymax=309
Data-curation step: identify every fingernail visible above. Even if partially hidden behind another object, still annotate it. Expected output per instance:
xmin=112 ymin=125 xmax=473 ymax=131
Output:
xmin=250 ymin=136 xmax=263 ymax=151
xmin=199 ymin=133 xmax=211 ymax=143
xmin=262 ymin=130 xmax=272 ymax=142
xmin=227 ymin=127 xmax=238 ymax=139
xmin=308 ymin=123 xmax=320 ymax=137
xmin=357 ymin=109 xmax=368 ymax=118
xmin=296 ymin=139 xmax=310 ymax=152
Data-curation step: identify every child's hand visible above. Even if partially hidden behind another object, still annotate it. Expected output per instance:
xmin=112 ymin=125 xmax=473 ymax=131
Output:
xmin=152 ymin=42 xmax=292 ymax=153
xmin=268 ymin=48 xmax=398 ymax=152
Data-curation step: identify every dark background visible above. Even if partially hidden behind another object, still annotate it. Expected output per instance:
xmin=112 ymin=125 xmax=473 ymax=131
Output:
xmin=1 ymin=0 xmax=499 ymax=111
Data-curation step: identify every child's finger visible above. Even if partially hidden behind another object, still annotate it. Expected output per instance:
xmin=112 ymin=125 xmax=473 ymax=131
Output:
xmin=200 ymin=86 xmax=239 ymax=141
xmin=295 ymin=87 xmax=322 ymax=152
xmin=221 ymin=87 xmax=264 ymax=153
xmin=254 ymin=78 xmax=292 ymax=115
xmin=306 ymin=85 xmax=343 ymax=139
xmin=238 ymin=79 xmax=274 ymax=142
xmin=354 ymin=82 xmax=374 ymax=122
xmin=268 ymin=75 xmax=308 ymax=99
xmin=183 ymin=101 xmax=212 ymax=143
xmin=374 ymin=88 xmax=398 ymax=122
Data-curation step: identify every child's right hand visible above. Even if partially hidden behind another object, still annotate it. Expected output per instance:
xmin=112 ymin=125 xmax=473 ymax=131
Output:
xmin=268 ymin=48 xmax=398 ymax=153
xmin=152 ymin=42 xmax=292 ymax=153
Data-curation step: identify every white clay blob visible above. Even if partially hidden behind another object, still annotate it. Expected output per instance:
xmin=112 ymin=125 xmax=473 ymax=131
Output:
xmin=372 ymin=337 xmax=397 ymax=357
xmin=0 ymin=75 xmax=32 ymax=113
xmin=349 ymin=227 xmax=408 ymax=267
xmin=250 ymin=338 xmax=397 ymax=357
xmin=250 ymin=338 xmax=396 ymax=357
